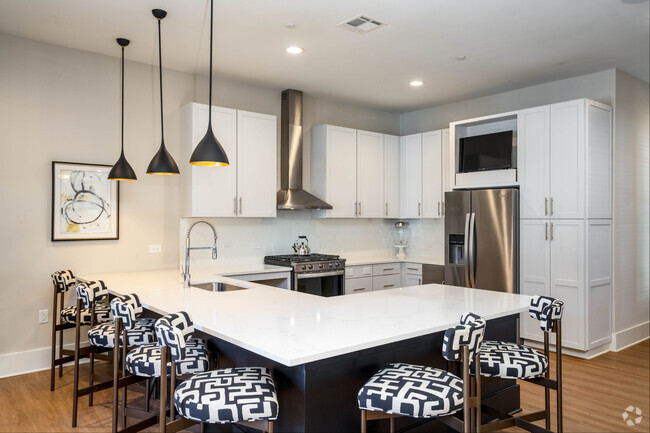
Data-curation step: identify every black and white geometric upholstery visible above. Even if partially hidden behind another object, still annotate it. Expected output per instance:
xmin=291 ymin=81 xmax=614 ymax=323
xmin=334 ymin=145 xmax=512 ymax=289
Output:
xmin=87 ymin=318 xmax=156 ymax=349
xmin=529 ymin=295 xmax=564 ymax=332
xmin=52 ymin=270 xmax=76 ymax=292
xmin=442 ymin=315 xmax=486 ymax=362
xmin=357 ymin=362 xmax=464 ymax=418
xmin=173 ymin=367 xmax=279 ymax=424
xmin=126 ymin=339 xmax=209 ymax=377
xmin=154 ymin=312 xmax=194 ymax=363
xmin=110 ymin=294 xmax=144 ymax=330
xmin=477 ymin=341 xmax=549 ymax=379
xmin=75 ymin=280 xmax=109 ymax=309
xmin=60 ymin=303 xmax=111 ymax=325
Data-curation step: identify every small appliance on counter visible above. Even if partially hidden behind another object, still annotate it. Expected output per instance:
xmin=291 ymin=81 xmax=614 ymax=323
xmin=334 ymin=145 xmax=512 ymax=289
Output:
xmin=264 ymin=253 xmax=345 ymax=297
xmin=392 ymin=221 xmax=411 ymax=259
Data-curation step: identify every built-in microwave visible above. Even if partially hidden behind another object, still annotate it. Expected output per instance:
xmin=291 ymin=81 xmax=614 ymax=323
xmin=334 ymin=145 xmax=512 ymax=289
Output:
xmin=459 ymin=130 xmax=513 ymax=173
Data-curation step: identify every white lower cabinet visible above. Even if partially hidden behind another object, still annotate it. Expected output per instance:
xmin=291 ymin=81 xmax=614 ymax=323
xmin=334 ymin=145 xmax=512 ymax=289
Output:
xmin=402 ymin=263 xmax=423 ymax=287
xmin=521 ymin=219 xmax=611 ymax=352
xmin=345 ymin=277 xmax=373 ymax=295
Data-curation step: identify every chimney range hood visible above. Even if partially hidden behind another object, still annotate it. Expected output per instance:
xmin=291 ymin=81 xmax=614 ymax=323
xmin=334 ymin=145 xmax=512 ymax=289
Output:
xmin=277 ymin=89 xmax=332 ymax=210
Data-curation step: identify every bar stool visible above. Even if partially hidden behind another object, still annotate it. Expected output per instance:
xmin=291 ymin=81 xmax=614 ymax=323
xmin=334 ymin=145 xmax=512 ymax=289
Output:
xmin=71 ymin=285 xmax=155 ymax=428
xmin=475 ymin=295 xmax=564 ymax=433
xmin=50 ymin=270 xmax=110 ymax=390
xmin=156 ymin=312 xmax=279 ymax=433
xmin=357 ymin=313 xmax=486 ymax=433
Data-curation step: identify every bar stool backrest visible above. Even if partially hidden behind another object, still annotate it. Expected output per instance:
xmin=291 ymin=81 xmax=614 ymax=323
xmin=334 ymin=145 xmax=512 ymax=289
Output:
xmin=110 ymin=294 xmax=143 ymax=330
xmin=75 ymin=280 xmax=108 ymax=309
xmin=52 ymin=270 xmax=76 ymax=293
xmin=529 ymin=295 xmax=564 ymax=332
xmin=154 ymin=312 xmax=194 ymax=363
xmin=442 ymin=313 xmax=486 ymax=362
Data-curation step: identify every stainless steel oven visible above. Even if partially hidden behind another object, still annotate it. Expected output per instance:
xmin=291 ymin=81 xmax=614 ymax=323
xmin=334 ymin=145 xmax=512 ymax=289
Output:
xmin=264 ymin=254 xmax=346 ymax=297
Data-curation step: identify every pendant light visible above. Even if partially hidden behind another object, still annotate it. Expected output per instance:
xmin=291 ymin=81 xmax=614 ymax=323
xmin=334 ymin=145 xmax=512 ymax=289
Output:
xmin=189 ymin=0 xmax=230 ymax=167
xmin=147 ymin=9 xmax=180 ymax=175
xmin=108 ymin=38 xmax=137 ymax=181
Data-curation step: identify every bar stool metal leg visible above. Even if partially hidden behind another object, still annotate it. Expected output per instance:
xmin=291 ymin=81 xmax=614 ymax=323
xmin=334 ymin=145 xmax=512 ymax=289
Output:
xmin=556 ymin=320 xmax=563 ymax=433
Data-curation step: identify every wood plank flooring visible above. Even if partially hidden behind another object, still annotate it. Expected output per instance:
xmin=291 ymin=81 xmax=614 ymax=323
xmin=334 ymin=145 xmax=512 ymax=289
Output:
xmin=0 ymin=340 xmax=647 ymax=432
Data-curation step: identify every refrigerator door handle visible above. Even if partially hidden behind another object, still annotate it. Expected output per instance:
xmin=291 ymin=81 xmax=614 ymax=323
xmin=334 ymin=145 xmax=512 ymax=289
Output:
xmin=464 ymin=213 xmax=471 ymax=288
xmin=469 ymin=212 xmax=476 ymax=288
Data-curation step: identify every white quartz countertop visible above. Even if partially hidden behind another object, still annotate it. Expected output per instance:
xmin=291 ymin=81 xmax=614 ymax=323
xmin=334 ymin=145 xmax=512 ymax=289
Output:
xmin=80 ymin=269 xmax=530 ymax=367
xmin=190 ymin=263 xmax=290 ymax=278
xmin=344 ymin=256 xmax=444 ymax=266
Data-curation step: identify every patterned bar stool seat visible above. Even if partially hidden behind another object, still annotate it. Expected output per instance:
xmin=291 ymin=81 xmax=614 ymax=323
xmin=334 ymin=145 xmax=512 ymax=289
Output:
xmin=49 ymin=270 xmax=110 ymax=391
xmin=154 ymin=312 xmax=278 ymax=433
xmin=475 ymin=296 xmax=565 ymax=433
xmin=358 ymin=313 xmax=486 ymax=433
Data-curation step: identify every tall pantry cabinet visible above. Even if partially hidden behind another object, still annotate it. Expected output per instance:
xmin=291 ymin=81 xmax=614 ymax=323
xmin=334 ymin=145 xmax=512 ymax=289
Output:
xmin=519 ymin=99 xmax=612 ymax=353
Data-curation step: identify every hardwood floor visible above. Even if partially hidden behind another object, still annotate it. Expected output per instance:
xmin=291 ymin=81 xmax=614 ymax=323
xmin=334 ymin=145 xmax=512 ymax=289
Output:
xmin=0 ymin=340 xmax=647 ymax=432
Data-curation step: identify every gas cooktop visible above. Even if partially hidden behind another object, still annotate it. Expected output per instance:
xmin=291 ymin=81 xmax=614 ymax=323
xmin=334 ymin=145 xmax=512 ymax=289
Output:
xmin=264 ymin=254 xmax=340 ymax=265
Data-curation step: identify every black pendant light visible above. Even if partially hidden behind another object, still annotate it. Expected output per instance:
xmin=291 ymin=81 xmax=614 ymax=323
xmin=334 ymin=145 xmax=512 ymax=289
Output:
xmin=108 ymin=38 xmax=137 ymax=181
xmin=189 ymin=0 xmax=229 ymax=167
xmin=147 ymin=9 xmax=180 ymax=175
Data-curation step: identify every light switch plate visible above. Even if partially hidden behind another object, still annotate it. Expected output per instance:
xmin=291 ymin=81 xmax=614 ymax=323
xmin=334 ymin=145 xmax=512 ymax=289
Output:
xmin=149 ymin=245 xmax=162 ymax=253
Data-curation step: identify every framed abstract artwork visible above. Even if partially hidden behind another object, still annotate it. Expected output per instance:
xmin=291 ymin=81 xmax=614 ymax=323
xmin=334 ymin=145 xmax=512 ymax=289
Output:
xmin=51 ymin=161 xmax=119 ymax=241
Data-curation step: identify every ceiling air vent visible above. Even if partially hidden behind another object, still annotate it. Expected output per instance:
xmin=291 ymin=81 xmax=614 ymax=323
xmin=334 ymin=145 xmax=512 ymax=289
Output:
xmin=338 ymin=15 xmax=387 ymax=34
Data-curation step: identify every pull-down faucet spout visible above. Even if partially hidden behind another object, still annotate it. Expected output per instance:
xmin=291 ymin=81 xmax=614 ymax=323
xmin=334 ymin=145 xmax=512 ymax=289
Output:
xmin=183 ymin=220 xmax=218 ymax=288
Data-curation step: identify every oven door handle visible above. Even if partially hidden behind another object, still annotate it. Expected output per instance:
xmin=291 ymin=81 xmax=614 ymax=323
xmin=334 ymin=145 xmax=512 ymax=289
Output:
xmin=295 ymin=270 xmax=345 ymax=279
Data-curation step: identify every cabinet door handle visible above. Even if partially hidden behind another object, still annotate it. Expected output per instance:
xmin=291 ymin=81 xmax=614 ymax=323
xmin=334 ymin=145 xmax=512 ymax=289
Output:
xmin=358 ymin=201 xmax=361 ymax=216
xmin=418 ymin=278 xmax=422 ymax=285
xmin=545 ymin=222 xmax=548 ymax=240
xmin=418 ymin=202 xmax=421 ymax=216
xmin=545 ymin=198 xmax=548 ymax=216
xmin=550 ymin=222 xmax=554 ymax=240
xmin=233 ymin=197 xmax=237 ymax=215
xmin=385 ymin=202 xmax=388 ymax=216
xmin=353 ymin=288 xmax=365 ymax=292
xmin=438 ymin=201 xmax=441 ymax=216
xmin=383 ymin=268 xmax=394 ymax=271
xmin=239 ymin=197 xmax=242 ymax=215
xmin=383 ymin=284 xmax=395 ymax=288
xmin=550 ymin=197 xmax=554 ymax=216
xmin=407 ymin=267 xmax=418 ymax=271
xmin=354 ymin=201 xmax=358 ymax=216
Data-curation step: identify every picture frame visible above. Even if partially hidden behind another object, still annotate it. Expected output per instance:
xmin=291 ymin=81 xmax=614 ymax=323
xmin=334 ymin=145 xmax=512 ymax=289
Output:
xmin=51 ymin=161 xmax=119 ymax=241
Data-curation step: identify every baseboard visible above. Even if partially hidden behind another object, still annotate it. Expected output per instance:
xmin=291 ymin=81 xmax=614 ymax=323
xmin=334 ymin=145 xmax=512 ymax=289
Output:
xmin=0 ymin=343 xmax=88 ymax=379
xmin=611 ymin=321 xmax=650 ymax=352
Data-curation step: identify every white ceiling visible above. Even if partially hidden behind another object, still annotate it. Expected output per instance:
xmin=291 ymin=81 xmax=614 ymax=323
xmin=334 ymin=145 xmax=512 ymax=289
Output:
xmin=0 ymin=0 xmax=648 ymax=112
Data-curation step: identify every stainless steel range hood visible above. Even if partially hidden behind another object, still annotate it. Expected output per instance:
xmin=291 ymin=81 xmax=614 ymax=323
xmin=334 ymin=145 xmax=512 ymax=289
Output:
xmin=277 ymin=89 xmax=332 ymax=210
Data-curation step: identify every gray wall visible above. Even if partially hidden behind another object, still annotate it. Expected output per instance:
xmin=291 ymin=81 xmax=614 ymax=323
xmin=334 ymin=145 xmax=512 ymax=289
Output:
xmin=399 ymin=70 xmax=615 ymax=134
xmin=613 ymin=70 xmax=649 ymax=342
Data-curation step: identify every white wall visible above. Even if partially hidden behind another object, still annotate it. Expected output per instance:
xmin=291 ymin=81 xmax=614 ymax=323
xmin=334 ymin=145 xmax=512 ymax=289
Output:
xmin=612 ymin=70 xmax=650 ymax=347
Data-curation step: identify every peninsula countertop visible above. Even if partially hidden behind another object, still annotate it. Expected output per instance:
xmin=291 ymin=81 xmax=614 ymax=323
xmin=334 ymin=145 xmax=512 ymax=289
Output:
xmin=80 ymin=269 xmax=531 ymax=367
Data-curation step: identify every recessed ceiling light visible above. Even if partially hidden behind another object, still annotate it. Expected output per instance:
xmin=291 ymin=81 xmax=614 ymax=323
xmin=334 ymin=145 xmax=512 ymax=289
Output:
xmin=456 ymin=55 xmax=467 ymax=61
xmin=410 ymin=80 xmax=424 ymax=87
xmin=286 ymin=46 xmax=304 ymax=54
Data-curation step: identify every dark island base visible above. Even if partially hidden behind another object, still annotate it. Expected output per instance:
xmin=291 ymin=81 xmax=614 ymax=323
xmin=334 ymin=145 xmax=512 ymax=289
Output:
xmin=204 ymin=314 xmax=520 ymax=433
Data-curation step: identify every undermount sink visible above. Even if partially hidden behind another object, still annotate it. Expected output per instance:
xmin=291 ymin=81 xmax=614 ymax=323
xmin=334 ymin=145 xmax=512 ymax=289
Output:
xmin=192 ymin=282 xmax=248 ymax=292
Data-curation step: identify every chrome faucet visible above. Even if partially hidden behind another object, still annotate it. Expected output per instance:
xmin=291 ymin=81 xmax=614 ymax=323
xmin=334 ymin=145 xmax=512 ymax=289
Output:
xmin=183 ymin=220 xmax=218 ymax=288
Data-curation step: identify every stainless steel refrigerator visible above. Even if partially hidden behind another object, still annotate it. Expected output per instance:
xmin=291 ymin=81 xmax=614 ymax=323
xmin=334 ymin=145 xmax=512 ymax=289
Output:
xmin=444 ymin=188 xmax=519 ymax=293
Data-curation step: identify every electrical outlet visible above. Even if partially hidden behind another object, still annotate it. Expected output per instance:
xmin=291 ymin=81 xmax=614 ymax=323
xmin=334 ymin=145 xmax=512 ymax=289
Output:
xmin=149 ymin=244 xmax=162 ymax=253
xmin=39 ymin=309 xmax=48 ymax=324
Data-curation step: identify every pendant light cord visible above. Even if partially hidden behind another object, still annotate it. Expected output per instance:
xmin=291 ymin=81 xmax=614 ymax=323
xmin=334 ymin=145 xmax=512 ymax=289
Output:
xmin=158 ymin=17 xmax=165 ymax=144
xmin=121 ymin=45 xmax=125 ymax=155
xmin=208 ymin=0 xmax=213 ymax=126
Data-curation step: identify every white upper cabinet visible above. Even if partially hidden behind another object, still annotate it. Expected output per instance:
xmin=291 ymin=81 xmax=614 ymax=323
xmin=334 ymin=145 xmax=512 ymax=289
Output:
xmin=422 ymin=130 xmax=443 ymax=218
xmin=441 ymin=129 xmax=452 ymax=215
xmin=520 ymin=99 xmax=611 ymax=220
xmin=400 ymin=134 xmax=423 ymax=219
xmin=236 ymin=110 xmax=277 ymax=217
xmin=383 ymin=135 xmax=400 ymax=218
xmin=550 ymin=100 xmax=585 ymax=219
xmin=311 ymin=125 xmax=357 ymax=218
xmin=179 ymin=103 xmax=277 ymax=218
xmin=519 ymin=106 xmax=550 ymax=219
xmin=356 ymin=130 xmax=384 ymax=218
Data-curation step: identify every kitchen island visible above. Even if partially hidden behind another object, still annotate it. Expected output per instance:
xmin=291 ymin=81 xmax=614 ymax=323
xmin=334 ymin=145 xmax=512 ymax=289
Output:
xmin=81 ymin=269 xmax=531 ymax=432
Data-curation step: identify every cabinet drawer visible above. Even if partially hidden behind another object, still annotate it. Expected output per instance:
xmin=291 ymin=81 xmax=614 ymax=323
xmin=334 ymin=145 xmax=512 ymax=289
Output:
xmin=345 ymin=266 xmax=373 ymax=278
xmin=403 ymin=263 xmax=422 ymax=275
xmin=372 ymin=263 xmax=400 ymax=276
xmin=345 ymin=277 xmax=373 ymax=295
xmin=373 ymin=274 xmax=401 ymax=291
